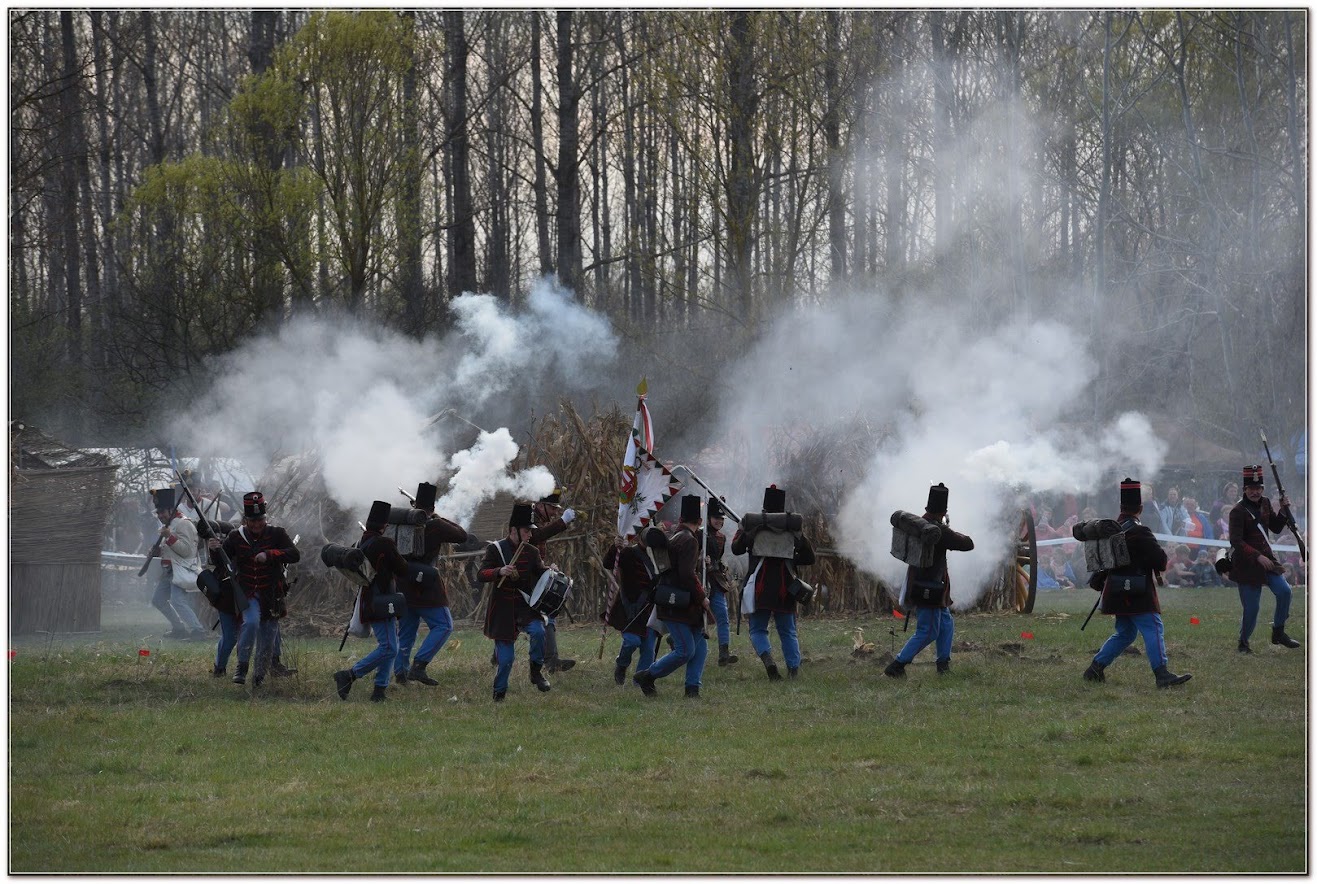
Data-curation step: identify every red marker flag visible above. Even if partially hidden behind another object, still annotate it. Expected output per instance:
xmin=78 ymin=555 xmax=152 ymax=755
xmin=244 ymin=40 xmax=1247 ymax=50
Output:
xmin=138 ymin=649 xmax=151 ymax=657
xmin=1190 ymin=617 xmax=1200 ymax=625
xmin=893 ymin=609 xmax=905 ymax=619
xmin=1021 ymin=631 xmax=1034 ymax=640
xmin=7 ymin=650 xmax=15 ymax=660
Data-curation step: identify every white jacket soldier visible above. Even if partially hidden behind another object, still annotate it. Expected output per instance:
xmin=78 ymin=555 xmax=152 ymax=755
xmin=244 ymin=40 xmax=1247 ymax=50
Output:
xmin=148 ymin=487 xmax=207 ymax=640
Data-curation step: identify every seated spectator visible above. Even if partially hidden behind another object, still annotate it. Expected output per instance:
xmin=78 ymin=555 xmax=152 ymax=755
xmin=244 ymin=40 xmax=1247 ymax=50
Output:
xmin=1043 ymin=550 xmax=1075 ymax=589
xmin=1190 ymin=548 xmax=1219 ymax=587
xmin=1165 ymin=544 xmax=1195 ymax=587
xmin=1163 ymin=487 xmax=1190 ymax=537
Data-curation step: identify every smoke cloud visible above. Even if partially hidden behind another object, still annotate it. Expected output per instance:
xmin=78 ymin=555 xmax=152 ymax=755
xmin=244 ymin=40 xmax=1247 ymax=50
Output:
xmin=171 ymin=277 xmax=617 ymax=525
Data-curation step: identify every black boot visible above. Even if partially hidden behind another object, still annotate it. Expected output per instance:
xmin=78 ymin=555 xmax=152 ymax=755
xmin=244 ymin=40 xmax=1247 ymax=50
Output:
xmin=211 ymin=665 xmax=226 ymax=677
xmin=409 ymin=661 xmax=439 ymax=686
xmin=1271 ymin=626 xmax=1301 ymax=649
xmin=1154 ymin=665 xmax=1192 ymax=688
xmin=634 ymin=669 xmax=658 ymax=697
xmin=270 ymin=657 xmax=296 ymax=677
xmin=393 ymin=668 xmax=409 ymax=685
xmin=788 ymin=666 xmax=800 ymax=679
xmin=614 ymin=664 xmax=627 ymax=686
xmin=529 ymin=662 xmax=552 ymax=693
xmin=1083 ymin=661 xmax=1105 ymax=682
xmin=370 ymin=685 xmax=387 ymax=702
xmin=493 ymin=689 xmax=506 ymax=702
xmin=232 ymin=662 xmax=249 ymax=685
xmin=684 ymin=685 xmax=700 ymax=698
xmin=883 ymin=659 xmax=906 ymax=678
xmin=544 ymin=622 xmax=576 ymax=673
xmin=718 ymin=644 xmax=739 ymax=666
xmin=1238 ymin=639 xmax=1252 ymax=654
xmin=760 ymin=651 xmax=782 ymax=681
xmin=936 ymin=659 xmax=950 ymax=675
xmin=333 ymin=669 xmax=355 ymax=700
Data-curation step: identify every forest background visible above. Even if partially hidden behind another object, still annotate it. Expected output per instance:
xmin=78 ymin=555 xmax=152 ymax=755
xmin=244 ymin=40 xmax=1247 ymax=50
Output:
xmin=9 ymin=9 xmax=1307 ymax=458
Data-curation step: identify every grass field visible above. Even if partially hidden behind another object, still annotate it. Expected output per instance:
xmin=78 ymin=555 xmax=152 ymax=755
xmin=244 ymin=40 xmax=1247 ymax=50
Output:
xmin=8 ymin=586 xmax=1307 ymax=874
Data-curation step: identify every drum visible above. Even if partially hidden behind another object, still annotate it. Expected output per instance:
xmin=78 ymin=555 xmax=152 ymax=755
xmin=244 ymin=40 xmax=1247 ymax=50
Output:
xmin=527 ymin=569 xmax=572 ymax=617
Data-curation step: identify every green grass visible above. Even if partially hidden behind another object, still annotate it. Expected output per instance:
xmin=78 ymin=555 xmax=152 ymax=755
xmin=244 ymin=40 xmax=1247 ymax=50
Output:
xmin=8 ymin=587 xmax=1306 ymax=873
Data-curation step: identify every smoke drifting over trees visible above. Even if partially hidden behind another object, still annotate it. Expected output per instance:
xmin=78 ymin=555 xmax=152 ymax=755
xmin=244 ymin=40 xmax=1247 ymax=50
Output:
xmin=11 ymin=11 xmax=1307 ymax=586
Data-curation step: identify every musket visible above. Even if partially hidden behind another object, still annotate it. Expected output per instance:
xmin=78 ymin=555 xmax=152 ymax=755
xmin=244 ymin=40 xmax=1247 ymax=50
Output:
xmin=1080 ymin=591 xmax=1102 ymax=631
xmin=174 ymin=469 xmax=249 ymax=604
xmin=138 ymin=530 xmax=166 ymax=576
xmin=397 ymin=486 xmax=416 ymax=506
xmin=1260 ymin=429 xmax=1307 ymax=562
xmin=671 ymin=466 xmax=741 ymax=524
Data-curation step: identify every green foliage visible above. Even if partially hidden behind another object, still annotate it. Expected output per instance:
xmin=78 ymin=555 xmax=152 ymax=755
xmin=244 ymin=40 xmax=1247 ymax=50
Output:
xmin=9 ymin=587 xmax=1305 ymax=873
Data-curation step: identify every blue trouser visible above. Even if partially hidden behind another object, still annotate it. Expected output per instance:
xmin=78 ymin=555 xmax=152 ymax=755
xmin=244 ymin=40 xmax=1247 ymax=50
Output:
xmin=493 ymin=618 xmax=546 ymax=693
xmin=394 ymin=606 xmax=453 ymax=672
xmin=896 ymin=607 xmax=954 ymax=664
xmin=214 ymin=611 xmax=239 ymax=670
xmin=235 ymin=596 xmax=277 ymax=678
xmin=1238 ymin=571 xmax=1293 ymax=641
xmin=709 ymin=591 xmax=732 ymax=647
xmin=152 ymin=569 xmax=205 ymax=632
xmin=352 ymin=619 xmax=399 ymax=688
xmin=647 ymin=621 xmax=708 ymax=688
xmin=749 ymin=610 xmax=801 ymax=669
xmin=1094 ymin=612 xmax=1167 ymax=670
xmin=616 ymin=630 xmax=656 ymax=675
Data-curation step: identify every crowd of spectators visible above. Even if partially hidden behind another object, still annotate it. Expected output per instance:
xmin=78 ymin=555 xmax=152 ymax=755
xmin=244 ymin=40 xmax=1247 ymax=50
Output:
xmin=1025 ymin=474 xmax=1307 ymax=590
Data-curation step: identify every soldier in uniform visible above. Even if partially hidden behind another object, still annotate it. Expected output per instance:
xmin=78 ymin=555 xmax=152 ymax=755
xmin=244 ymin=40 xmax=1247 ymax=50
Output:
xmin=393 ymin=481 xmax=469 ymax=686
xmin=207 ymin=491 xmax=300 ymax=687
xmin=884 ymin=483 xmax=974 ymax=678
xmin=635 ymin=495 xmax=711 ymax=698
xmin=479 ymin=502 xmax=551 ymax=701
xmin=334 ymin=501 xmax=409 ymax=702
xmin=1082 ymin=478 xmax=1191 ymax=688
xmin=703 ymin=496 xmax=739 ymax=666
xmin=148 ymin=486 xmax=207 ymax=640
xmin=731 ymin=485 xmax=816 ymax=680
xmin=602 ymin=526 xmax=661 ymax=686
xmin=1228 ymin=465 xmax=1300 ymax=653
xmin=530 ymin=489 xmax=579 ymax=672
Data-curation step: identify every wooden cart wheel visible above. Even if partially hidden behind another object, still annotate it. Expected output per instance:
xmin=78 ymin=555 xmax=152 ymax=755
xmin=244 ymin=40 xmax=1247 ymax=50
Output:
xmin=1015 ymin=509 xmax=1038 ymax=613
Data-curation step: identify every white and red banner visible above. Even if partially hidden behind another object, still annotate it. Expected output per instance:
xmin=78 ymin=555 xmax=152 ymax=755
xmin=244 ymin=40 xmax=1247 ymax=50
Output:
xmin=616 ymin=379 xmax=679 ymax=539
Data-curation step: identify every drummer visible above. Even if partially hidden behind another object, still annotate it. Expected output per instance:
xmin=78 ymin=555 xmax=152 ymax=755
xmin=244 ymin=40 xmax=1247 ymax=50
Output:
xmin=478 ymin=502 xmax=552 ymax=701
xmin=530 ymin=488 xmax=579 ymax=673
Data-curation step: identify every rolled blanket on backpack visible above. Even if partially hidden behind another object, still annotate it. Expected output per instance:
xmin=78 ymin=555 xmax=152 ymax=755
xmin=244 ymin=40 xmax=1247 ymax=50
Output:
xmin=1071 ymin=519 xmax=1123 ymax=542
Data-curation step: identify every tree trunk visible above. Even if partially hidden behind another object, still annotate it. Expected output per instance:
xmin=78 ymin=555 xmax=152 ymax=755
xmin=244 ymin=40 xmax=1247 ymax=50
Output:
xmin=398 ymin=11 xmax=425 ymax=330
xmin=531 ymin=13 xmax=553 ymax=277
xmin=823 ymin=11 xmax=846 ymax=285
xmin=725 ymin=11 xmax=758 ymax=321
xmin=446 ymin=10 xmax=478 ymax=298
xmin=556 ymin=11 xmax=583 ymax=293
xmin=59 ymin=12 xmax=84 ymax=380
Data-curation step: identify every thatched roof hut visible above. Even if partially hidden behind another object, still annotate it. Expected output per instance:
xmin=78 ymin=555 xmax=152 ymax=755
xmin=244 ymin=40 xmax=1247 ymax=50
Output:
xmin=9 ymin=422 xmax=118 ymax=633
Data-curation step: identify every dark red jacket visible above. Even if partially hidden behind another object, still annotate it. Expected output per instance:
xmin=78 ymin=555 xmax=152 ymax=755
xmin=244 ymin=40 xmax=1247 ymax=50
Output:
xmin=401 ymin=515 xmax=468 ymax=608
xmin=218 ymin=525 xmax=300 ymax=604
xmin=1095 ymin=515 xmax=1166 ymax=616
xmin=478 ymin=538 xmax=545 ymax=642
xmin=655 ymin=525 xmax=706 ymax=627
xmin=1228 ymin=497 xmax=1290 ymax=585
xmin=603 ymin=542 xmax=656 ymax=636
xmin=359 ymin=530 xmax=409 ymax=624
xmin=701 ymin=525 xmax=733 ymax=594
xmin=731 ymin=526 xmax=815 ymax=614
xmin=904 ymin=513 xmax=974 ymax=608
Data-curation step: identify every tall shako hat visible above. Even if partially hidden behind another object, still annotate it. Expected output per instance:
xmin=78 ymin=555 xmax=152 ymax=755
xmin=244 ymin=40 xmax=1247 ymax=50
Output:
xmin=365 ymin=500 xmax=391 ymax=530
xmin=926 ymin=483 xmax=949 ymax=515
xmin=708 ymin=496 xmax=726 ymax=520
xmin=1119 ymin=478 xmax=1142 ymax=512
xmin=243 ymin=491 xmax=267 ymax=519
xmin=151 ymin=487 xmax=176 ymax=512
xmin=414 ymin=482 xmax=438 ymax=512
xmin=509 ymin=502 xmax=534 ymax=529
xmin=680 ymin=494 xmax=703 ymax=523
xmin=762 ymin=485 xmax=786 ymax=513
xmin=539 ymin=487 xmax=564 ymax=505
xmin=1242 ymin=465 xmax=1265 ymax=488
